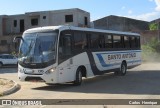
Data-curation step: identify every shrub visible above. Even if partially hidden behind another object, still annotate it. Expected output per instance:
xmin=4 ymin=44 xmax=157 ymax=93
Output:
xmin=149 ymin=23 xmax=158 ymax=30
xmin=142 ymin=37 xmax=160 ymax=62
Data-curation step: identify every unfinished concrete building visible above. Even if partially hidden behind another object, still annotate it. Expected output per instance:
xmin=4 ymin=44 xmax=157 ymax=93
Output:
xmin=0 ymin=8 xmax=90 ymax=53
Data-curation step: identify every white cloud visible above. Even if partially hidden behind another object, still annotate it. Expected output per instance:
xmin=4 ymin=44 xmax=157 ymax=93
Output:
xmin=126 ymin=11 xmax=160 ymax=21
xmin=128 ymin=10 xmax=133 ymax=14
xmin=125 ymin=0 xmax=160 ymax=21
xmin=155 ymin=0 xmax=160 ymax=11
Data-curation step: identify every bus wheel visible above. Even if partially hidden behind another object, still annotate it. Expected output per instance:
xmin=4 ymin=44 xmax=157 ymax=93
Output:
xmin=119 ymin=62 xmax=127 ymax=76
xmin=73 ymin=68 xmax=82 ymax=86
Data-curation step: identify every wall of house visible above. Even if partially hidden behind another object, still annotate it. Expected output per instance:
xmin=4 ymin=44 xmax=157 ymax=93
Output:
xmin=77 ymin=10 xmax=90 ymax=27
xmin=93 ymin=15 xmax=149 ymax=32
xmin=10 ymin=15 xmax=26 ymax=34
xmin=48 ymin=9 xmax=90 ymax=27
xmin=0 ymin=35 xmax=16 ymax=53
xmin=25 ymin=12 xmax=50 ymax=30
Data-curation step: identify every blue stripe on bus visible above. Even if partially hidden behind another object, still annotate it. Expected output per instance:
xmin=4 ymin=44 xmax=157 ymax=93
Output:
xmin=95 ymin=50 xmax=141 ymax=55
xmin=96 ymin=54 xmax=121 ymax=67
xmin=96 ymin=54 xmax=141 ymax=67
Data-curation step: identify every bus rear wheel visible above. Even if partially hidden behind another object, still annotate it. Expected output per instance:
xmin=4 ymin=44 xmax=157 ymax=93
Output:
xmin=119 ymin=62 xmax=127 ymax=76
xmin=73 ymin=68 xmax=82 ymax=86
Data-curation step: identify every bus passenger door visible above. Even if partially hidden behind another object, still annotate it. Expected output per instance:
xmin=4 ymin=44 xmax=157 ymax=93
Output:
xmin=58 ymin=32 xmax=74 ymax=83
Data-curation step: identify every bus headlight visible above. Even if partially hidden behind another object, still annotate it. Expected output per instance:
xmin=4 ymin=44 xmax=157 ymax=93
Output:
xmin=45 ymin=68 xmax=56 ymax=74
xmin=18 ymin=68 xmax=23 ymax=73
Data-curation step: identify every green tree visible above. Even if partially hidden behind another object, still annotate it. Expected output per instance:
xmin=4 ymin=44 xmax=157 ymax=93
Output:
xmin=149 ymin=23 xmax=158 ymax=30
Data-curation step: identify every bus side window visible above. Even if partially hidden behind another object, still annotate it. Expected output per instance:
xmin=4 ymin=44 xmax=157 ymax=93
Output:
xmin=124 ymin=36 xmax=130 ymax=48
xmin=99 ymin=35 xmax=105 ymax=48
xmin=90 ymin=33 xmax=99 ymax=49
xmin=135 ymin=37 xmax=140 ymax=48
xmin=74 ymin=31 xmax=87 ymax=51
xmin=121 ymin=36 xmax=125 ymax=48
xmin=130 ymin=37 xmax=136 ymax=48
xmin=113 ymin=35 xmax=123 ymax=48
xmin=105 ymin=34 xmax=113 ymax=48
xmin=58 ymin=32 xmax=72 ymax=63
xmin=81 ymin=33 xmax=88 ymax=49
xmin=138 ymin=37 xmax=141 ymax=48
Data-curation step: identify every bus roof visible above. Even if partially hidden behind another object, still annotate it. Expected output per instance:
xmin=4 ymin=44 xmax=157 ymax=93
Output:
xmin=24 ymin=25 xmax=140 ymax=36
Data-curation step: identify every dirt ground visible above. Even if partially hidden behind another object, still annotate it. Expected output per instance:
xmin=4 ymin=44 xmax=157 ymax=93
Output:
xmin=0 ymin=78 xmax=14 ymax=96
xmin=0 ymin=63 xmax=160 ymax=108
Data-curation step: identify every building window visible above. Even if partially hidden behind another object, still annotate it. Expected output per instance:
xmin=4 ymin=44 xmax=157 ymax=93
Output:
xmin=13 ymin=20 xmax=17 ymax=27
xmin=20 ymin=19 xmax=25 ymax=32
xmin=84 ymin=17 xmax=88 ymax=26
xmin=65 ymin=15 xmax=73 ymax=22
xmin=43 ymin=16 xmax=46 ymax=19
xmin=31 ymin=18 xmax=38 ymax=26
xmin=1 ymin=40 xmax=7 ymax=45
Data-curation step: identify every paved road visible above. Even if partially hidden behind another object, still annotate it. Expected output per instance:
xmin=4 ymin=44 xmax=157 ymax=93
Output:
xmin=0 ymin=63 xmax=160 ymax=108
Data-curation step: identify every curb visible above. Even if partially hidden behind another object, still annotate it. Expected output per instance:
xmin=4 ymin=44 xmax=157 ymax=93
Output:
xmin=0 ymin=78 xmax=21 ymax=96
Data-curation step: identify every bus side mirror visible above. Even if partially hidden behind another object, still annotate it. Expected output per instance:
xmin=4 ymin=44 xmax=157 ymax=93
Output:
xmin=13 ymin=36 xmax=23 ymax=43
xmin=13 ymin=36 xmax=23 ymax=54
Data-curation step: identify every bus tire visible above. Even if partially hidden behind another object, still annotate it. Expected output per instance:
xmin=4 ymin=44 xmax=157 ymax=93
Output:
xmin=119 ymin=62 xmax=127 ymax=76
xmin=73 ymin=68 xmax=82 ymax=86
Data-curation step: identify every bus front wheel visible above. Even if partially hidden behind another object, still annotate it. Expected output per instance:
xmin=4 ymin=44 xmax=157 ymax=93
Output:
xmin=73 ymin=68 xmax=82 ymax=86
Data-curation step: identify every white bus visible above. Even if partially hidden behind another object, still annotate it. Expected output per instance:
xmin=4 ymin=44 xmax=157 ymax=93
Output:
xmin=15 ymin=26 xmax=141 ymax=85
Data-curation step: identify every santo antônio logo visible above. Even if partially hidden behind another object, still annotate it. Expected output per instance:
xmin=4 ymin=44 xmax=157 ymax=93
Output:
xmin=108 ymin=53 xmax=136 ymax=60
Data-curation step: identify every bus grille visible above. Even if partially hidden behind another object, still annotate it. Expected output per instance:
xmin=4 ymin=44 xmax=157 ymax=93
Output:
xmin=24 ymin=73 xmax=43 ymax=75
xmin=25 ymin=77 xmax=45 ymax=82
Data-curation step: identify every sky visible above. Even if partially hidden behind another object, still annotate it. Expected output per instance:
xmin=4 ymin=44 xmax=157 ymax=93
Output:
xmin=0 ymin=0 xmax=160 ymax=21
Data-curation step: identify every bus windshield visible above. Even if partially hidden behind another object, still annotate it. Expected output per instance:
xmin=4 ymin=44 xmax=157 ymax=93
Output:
xmin=18 ymin=32 xmax=57 ymax=64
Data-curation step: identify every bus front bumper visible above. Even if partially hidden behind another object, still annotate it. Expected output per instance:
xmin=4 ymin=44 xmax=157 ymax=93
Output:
xmin=18 ymin=71 xmax=58 ymax=84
